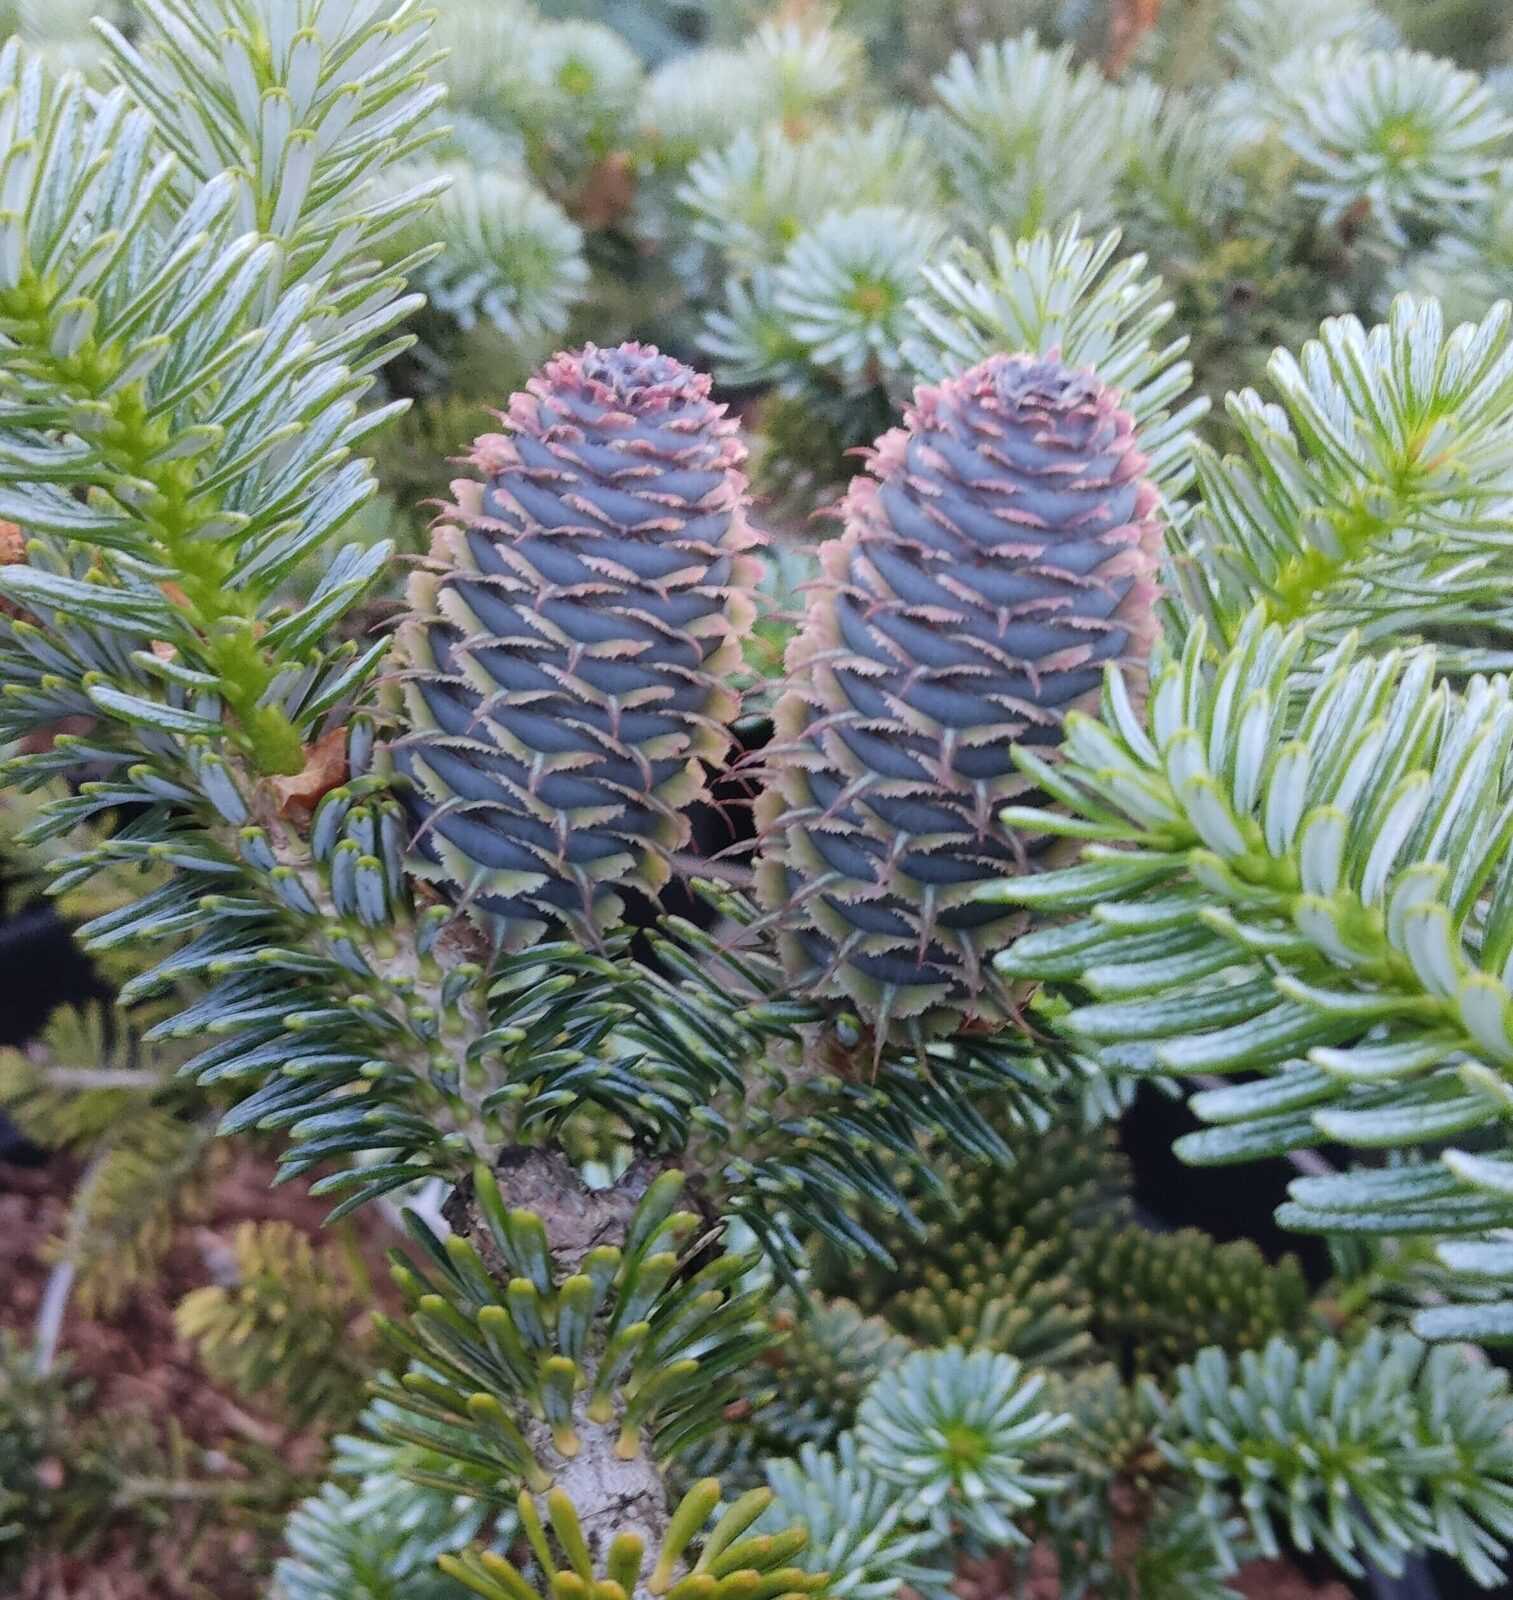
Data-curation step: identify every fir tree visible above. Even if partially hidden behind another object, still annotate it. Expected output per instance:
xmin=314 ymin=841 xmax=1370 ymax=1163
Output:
xmin=3 ymin=2 xmax=1513 ymax=1597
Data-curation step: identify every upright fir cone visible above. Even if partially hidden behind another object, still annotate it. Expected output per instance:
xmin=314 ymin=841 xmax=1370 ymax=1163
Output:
xmin=389 ymin=343 xmax=760 ymax=943
xmin=755 ymin=352 xmax=1162 ymax=1039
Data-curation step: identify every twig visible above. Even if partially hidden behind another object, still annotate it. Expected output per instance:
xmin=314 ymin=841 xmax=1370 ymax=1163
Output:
xmin=112 ymin=1476 xmax=290 ymax=1508
xmin=41 ymin=1064 xmax=165 ymax=1090
xmin=32 ymin=1259 xmax=75 ymax=1377
xmin=31 ymin=1144 xmax=111 ymax=1375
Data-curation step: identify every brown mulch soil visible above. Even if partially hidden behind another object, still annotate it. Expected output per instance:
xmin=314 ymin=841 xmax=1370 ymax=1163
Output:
xmin=1230 ymin=1561 xmax=1354 ymax=1600
xmin=1 ymin=1145 xmax=403 ymax=1600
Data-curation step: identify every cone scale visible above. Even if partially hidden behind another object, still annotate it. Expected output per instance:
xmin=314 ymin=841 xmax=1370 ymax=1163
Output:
xmin=389 ymin=343 xmax=760 ymax=943
xmin=756 ymin=352 xmax=1162 ymax=1038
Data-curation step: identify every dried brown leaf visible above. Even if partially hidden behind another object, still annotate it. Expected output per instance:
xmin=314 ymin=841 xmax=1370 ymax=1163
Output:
xmin=571 ymin=151 xmax=637 ymax=230
xmin=268 ymin=725 xmax=348 ymax=824
xmin=1104 ymin=0 xmax=1163 ymax=77
xmin=0 ymin=519 xmax=29 ymax=622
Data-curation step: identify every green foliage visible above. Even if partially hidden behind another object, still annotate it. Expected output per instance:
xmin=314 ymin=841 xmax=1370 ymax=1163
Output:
xmin=1274 ymin=46 xmax=1510 ymax=247
xmin=0 ymin=1333 xmax=105 ymax=1577
xmin=854 ymin=1346 xmax=1067 ymax=1544
xmin=761 ymin=1299 xmax=911 ymax=1453
xmin=1110 ymin=1504 xmax=1249 ymax=1600
xmin=1158 ymin=1332 xmax=1513 ymax=1584
xmin=8 ymin=2 xmax=1513 ymax=1596
xmin=880 ymin=1232 xmax=1092 ymax=1370
xmin=274 ymin=1410 xmax=494 ymax=1600
xmin=991 ymin=608 xmax=1513 ymax=1338
xmin=0 ymin=0 xmax=618 ymax=1221
xmin=640 ymin=12 xmax=860 ymax=164
xmin=490 ymin=886 xmax=1094 ymax=1273
xmin=0 ymin=9 xmax=434 ymax=765
xmin=640 ymin=46 xmax=781 ymax=164
xmin=377 ymin=1163 xmax=772 ymax=1480
xmin=1032 ymin=1367 xmax=1243 ymax=1600
xmin=277 ymin=1471 xmax=482 ymax=1600
xmin=0 ymin=1327 xmax=292 ymax=1580
xmin=819 ymin=1118 xmax=1132 ymax=1297
xmin=390 ymin=3 xmax=595 ymax=356
xmin=127 ymin=0 xmax=1501 ymax=534
xmin=5 ymin=717 xmax=508 ymax=1217
xmin=740 ymin=17 xmax=865 ymax=123
xmin=365 ymin=391 xmax=507 ymax=527
xmin=860 ymin=1 xmax=1094 ymax=91
xmin=1037 ymin=1364 xmax=1160 ymax=1490
xmin=931 ymin=33 xmax=1129 ymax=238
xmin=346 ymin=0 xmax=1513 ymax=535
xmin=0 ymin=1006 xmax=159 ymax=1149
xmin=752 ymin=204 xmax=948 ymax=389
xmin=0 ymin=0 xmax=123 ymax=74
xmin=61 ymin=1108 xmax=215 ymax=1316
xmin=1114 ymin=88 xmax=1244 ymax=260
xmin=759 ymin=1437 xmax=950 ymax=1600
xmin=381 ymin=163 xmax=589 ymax=349
xmin=440 ymin=1478 xmax=827 ymax=1600
xmin=0 ymin=0 xmax=552 ymax=1239
xmin=508 ymin=19 xmax=644 ymax=184
xmin=1385 ymin=0 xmax=1513 ymax=66
xmin=680 ymin=116 xmax=942 ymax=273
xmin=176 ymin=1219 xmax=376 ymax=1427
xmin=1220 ymin=0 xmax=1398 ymax=72
xmin=814 ymin=1123 xmax=1107 ymax=1368
xmin=1079 ymin=1226 xmax=1313 ymax=1379
xmin=676 ymin=1296 xmax=906 ymax=1494
xmin=1173 ymin=295 xmax=1513 ymax=653
xmin=1401 ymin=167 xmax=1513 ymax=324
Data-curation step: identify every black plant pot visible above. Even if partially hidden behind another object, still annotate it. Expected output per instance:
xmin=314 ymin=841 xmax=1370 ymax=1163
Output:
xmin=1364 ymin=1558 xmax=1460 ymax=1600
xmin=0 ymin=1105 xmax=41 ymax=1165
xmin=1119 ymin=1084 xmax=1334 ymax=1283
xmin=0 ymin=901 xmax=109 ymax=1046
xmin=0 ymin=898 xmax=110 ymax=1169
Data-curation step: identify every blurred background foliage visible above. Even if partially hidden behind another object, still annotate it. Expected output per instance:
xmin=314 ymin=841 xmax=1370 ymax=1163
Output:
xmin=300 ymin=0 xmax=1513 ymax=622
xmin=14 ymin=0 xmax=1493 ymax=622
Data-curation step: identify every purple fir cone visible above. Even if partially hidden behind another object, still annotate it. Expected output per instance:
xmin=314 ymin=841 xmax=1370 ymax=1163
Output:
xmin=756 ymin=352 xmax=1163 ymax=1039
xmin=390 ymin=343 xmax=761 ymax=944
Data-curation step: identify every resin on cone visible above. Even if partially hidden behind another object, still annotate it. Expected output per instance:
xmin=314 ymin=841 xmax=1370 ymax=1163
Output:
xmin=390 ymin=343 xmax=760 ymax=943
xmin=756 ymin=352 xmax=1162 ymax=1039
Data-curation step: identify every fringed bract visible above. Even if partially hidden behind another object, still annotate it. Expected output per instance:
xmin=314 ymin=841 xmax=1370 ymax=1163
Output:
xmin=391 ymin=343 xmax=760 ymax=944
xmin=756 ymin=352 xmax=1162 ymax=1037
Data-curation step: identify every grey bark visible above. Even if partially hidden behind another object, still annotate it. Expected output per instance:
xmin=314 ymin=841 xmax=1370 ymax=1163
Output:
xmin=444 ymin=1147 xmax=712 ymax=1583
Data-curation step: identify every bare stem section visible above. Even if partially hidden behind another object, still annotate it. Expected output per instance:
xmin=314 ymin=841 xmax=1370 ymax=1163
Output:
xmin=442 ymin=1148 xmax=717 ymax=1571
